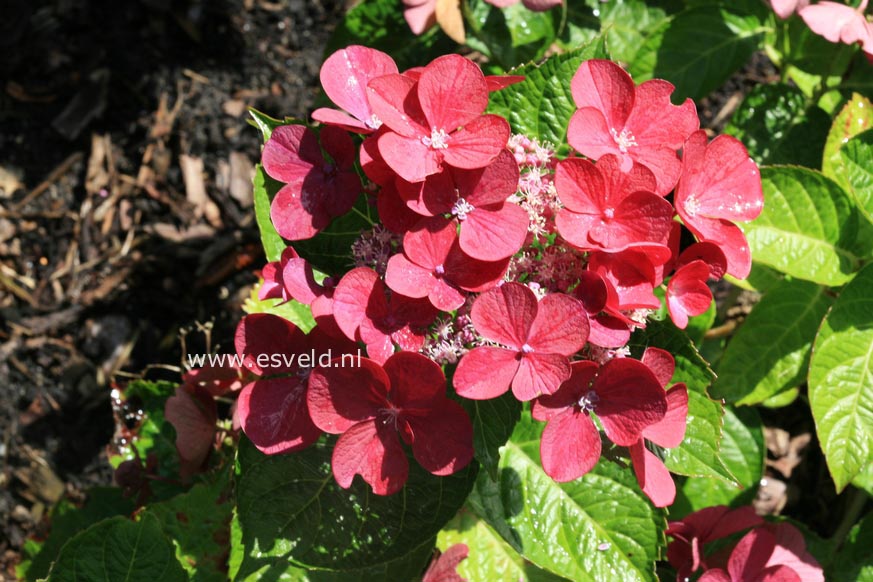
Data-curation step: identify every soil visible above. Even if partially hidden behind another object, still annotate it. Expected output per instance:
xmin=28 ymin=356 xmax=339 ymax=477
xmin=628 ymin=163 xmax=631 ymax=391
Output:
xmin=0 ymin=0 xmax=343 ymax=576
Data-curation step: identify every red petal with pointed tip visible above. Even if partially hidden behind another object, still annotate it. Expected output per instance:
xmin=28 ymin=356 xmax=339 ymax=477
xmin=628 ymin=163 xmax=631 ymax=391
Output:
xmin=485 ymin=74 xmax=525 ymax=91
xmin=332 ymin=268 xmax=384 ymax=342
xmin=589 ymin=191 xmax=674 ymax=252
xmin=522 ymin=0 xmax=562 ymax=10
xmin=540 ymin=408 xmax=601 ymax=482
xmin=678 ymin=241 xmax=728 ymax=280
xmin=165 ymin=386 xmax=217 ymax=477
xmin=729 ymin=529 xmax=778 ymax=582
xmin=567 ymin=107 xmax=620 ymax=161
xmin=312 ymin=108 xmax=371 ymax=133
xmin=513 ymin=352 xmax=573 ymax=400
xmin=698 ymin=570 xmax=732 ymax=582
xmin=238 ymin=378 xmax=321 ymax=454
xmin=282 ymin=256 xmax=323 ymax=305
xmin=367 ymin=73 xmax=427 ymax=138
xmin=360 ymin=132 xmax=395 ymax=186
xmin=629 ymin=440 xmax=676 ymax=507
xmin=319 ymin=46 xmax=398 ymax=130
xmin=418 ymin=54 xmax=488 ymax=131
xmin=571 ymin=59 xmax=634 ymax=129
xmin=398 ymin=171 xmax=455 ymax=216
xmin=235 ymin=313 xmax=307 ymax=375
xmin=527 ymin=293 xmax=589 ymax=354
xmin=378 ymin=131 xmax=443 ymax=183
xmin=800 ymin=1 xmax=869 ymax=43
xmin=593 ymin=358 xmax=667 ymax=446
xmin=471 ymin=282 xmax=537 ymax=348
xmin=407 ymin=400 xmax=474 ymax=476
xmin=575 ymin=270 xmax=608 ymax=314
xmin=642 ymin=382 xmax=688 ymax=448
xmin=532 ymin=360 xmax=598 ymax=421
xmin=385 ymin=254 xmax=435 ymax=300
xmin=332 ymin=420 xmax=409 ymax=495
xmin=667 ymin=260 xmax=713 ymax=329
xmin=365 ymin=336 xmax=396 ymax=364
xmin=383 ymin=351 xmax=447 ymax=407
xmin=307 ymin=357 xmax=388 ymax=434
xmin=423 ymin=544 xmax=469 ymax=582
xmin=444 ymin=241 xmax=509 ymax=293
xmin=588 ymin=314 xmax=632 ymax=348
xmin=262 ymin=125 xmax=321 ymax=183
xmin=259 ymin=261 xmax=285 ymax=301
xmin=403 ymin=216 xmax=455 ymax=268
xmin=453 ymin=346 xmax=520 ymax=400
xmin=270 ymin=182 xmax=329 ymax=241
xmin=589 ymin=250 xmax=660 ymax=310
xmin=442 ymin=115 xmax=511 ymax=170
xmin=678 ymin=132 xmax=763 ymax=223
xmin=318 ymin=126 xmax=357 ymax=169
xmin=627 ymin=79 xmax=699 ymax=151
xmin=555 ymin=157 xmax=606 ymax=213
xmin=379 ymin=182 xmax=422 ymax=234
xmin=765 ymin=523 xmax=824 ymax=582
xmin=461 ymin=203 xmax=529 ymax=261
xmin=459 ymin=150 xmax=520 ymax=206
xmin=641 ymin=347 xmax=675 ymax=388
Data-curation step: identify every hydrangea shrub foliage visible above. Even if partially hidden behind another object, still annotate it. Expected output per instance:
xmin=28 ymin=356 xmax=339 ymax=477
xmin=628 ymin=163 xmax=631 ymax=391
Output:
xmin=20 ymin=1 xmax=873 ymax=581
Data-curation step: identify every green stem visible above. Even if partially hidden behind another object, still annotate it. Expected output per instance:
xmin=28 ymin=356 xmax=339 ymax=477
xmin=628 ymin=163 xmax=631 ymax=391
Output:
xmin=832 ymin=487 xmax=869 ymax=550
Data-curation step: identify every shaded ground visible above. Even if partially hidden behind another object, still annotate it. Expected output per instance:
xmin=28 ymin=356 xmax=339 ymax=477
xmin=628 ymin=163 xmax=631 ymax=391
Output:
xmin=0 ymin=0 xmax=342 ymax=575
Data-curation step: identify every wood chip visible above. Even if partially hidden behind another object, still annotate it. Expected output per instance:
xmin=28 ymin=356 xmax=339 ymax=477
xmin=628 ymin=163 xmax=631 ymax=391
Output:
xmin=148 ymin=222 xmax=216 ymax=243
xmin=229 ymin=152 xmax=254 ymax=207
xmin=435 ymin=0 xmax=466 ymax=44
xmin=179 ymin=154 xmax=222 ymax=227
xmin=85 ymin=133 xmax=112 ymax=195
xmin=222 ymin=99 xmax=248 ymax=117
xmin=0 ymin=166 xmax=23 ymax=197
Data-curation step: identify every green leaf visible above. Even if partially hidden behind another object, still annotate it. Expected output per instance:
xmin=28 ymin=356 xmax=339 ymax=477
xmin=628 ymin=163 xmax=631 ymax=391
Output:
xmin=629 ymin=6 xmax=765 ymax=101
xmin=465 ymin=0 xmax=560 ymax=69
xmin=717 ymin=406 xmax=764 ymax=489
xmin=830 ymin=512 xmax=873 ymax=582
xmin=253 ymin=165 xmax=287 ymax=263
xmin=685 ymin=299 xmax=716 ymax=346
xmin=248 ymin=109 xmax=287 ymax=143
xmin=146 ymin=467 xmax=233 ymax=582
xmin=234 ymin=436 xmax=476 ymax=576
xmin=761 ymin=386 xmax=800 ymax=408
xmin=462 ymin=392 xmax=522 ymax=480
xmin=841 ymin=129 xmax=873 ymax=222
xmin=46 ymin=513 xmax=187 ymax=582
xmin=675 ymin=406 xmax=764 ymax=512
xmin=437 ymin=508 xmax=566 ymax=582
xmin=712 ymin=279 xmax=834 ymax=405
xmin=21 ymin=488 xmax=135 ymax=582
xmin=823 ymin=94 xmax=873 ymax=189
xmin=744 ymin=166 xmax=863 ymax=286
xmin=244 ymin=283 xmax=315 ymax=333
xmin=724 ymin=84 xmax=830 ymax=168
xmin=487 ymin=37 xmax=609 ymax=156
xmin=809 ymin=262 xmax=873 ymax=491
xmin=852 ymin=462 xmax=873 ymax=496
xmin=629 ymin=319 xmax=736 ymax=483
xmin=468 ymin=412 xmax=666 ymax=582
xmin=560 ymin=0 xmax=679 ymax=66
xmin=113 ymin=380 xmax=185 ymax=499
xmin=779 ymin=16 xmax=856 ymax=97
xmin=325 ymin=0 xmax=455 ymax=71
